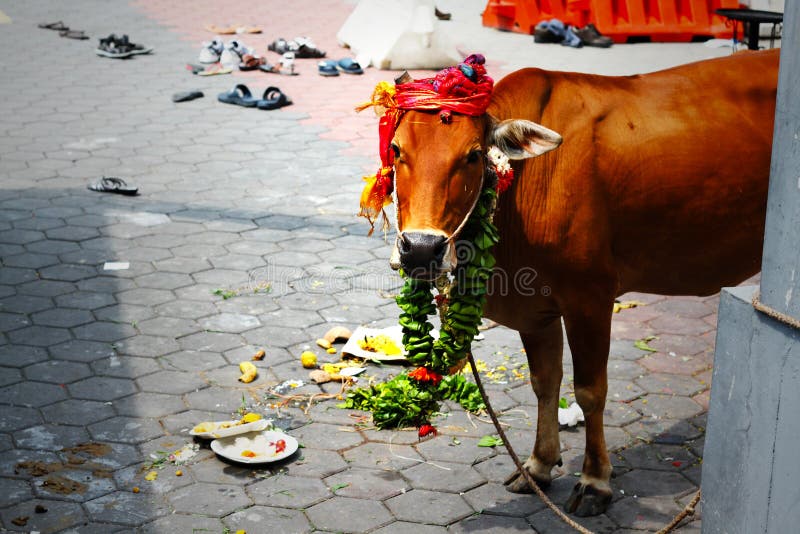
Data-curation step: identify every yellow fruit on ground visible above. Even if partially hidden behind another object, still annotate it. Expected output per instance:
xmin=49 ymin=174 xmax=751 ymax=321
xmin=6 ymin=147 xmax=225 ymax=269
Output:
xmin=238 ymin=361 xmax=258 ymax=383
xmin=300 ymin=351 xmax=318 ymax=368
xmin=326 ymin=347 xmax=337 ymax=354
xmin=316 ymin=338 xmax=332 ymax=350
xmin=240 ymin=413 xmax=261 ymax=424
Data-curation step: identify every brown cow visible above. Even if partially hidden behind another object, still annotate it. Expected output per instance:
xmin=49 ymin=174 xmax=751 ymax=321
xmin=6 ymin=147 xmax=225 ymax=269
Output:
xmin=389 ymin=49 xmax=779 ymax=516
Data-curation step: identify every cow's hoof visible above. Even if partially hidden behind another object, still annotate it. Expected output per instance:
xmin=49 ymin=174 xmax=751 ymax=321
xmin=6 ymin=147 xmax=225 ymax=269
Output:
xmin=564 ymin=482 xmax=612 ymax=517
xmin=503 ymin=467 xmax=553 ymax=493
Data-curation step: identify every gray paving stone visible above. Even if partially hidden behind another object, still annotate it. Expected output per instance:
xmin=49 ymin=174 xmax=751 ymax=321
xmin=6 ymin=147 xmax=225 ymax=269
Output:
xmin=68 ymin=376 xmax=137 ymax=401
xmin=0 ymin=381 xmax=68 ymax=408
xmin=55 ymin=291 xmax=116 ymax=310
xmin=386 ymin=489 xmax=474 ymax=526
xmin=14 ymin=424 xmax=90 ymax=451
xmin=247 ymin=473 xmax=330 ymax=508
xmin=114 ymin=392 xmax=186 ymax=418
xmin=614 ymin=468 xmax=696 ymax=498
xmin=33 ymin=467 xmax=117 ymax=502
xmin=291 ymin=422 xmax=364 ymax=451
xmin=463 ymin=482 xmax=546 ymax=518
xmin=23 ymin=360 xmax=92 ymax=384
xmin=155 ymin=299 xmax=218 ymax=319
xmin=0 ymin=311 xmax=30 ymax=332
xmin=0 ymin=294 xmax=54 ymax=314
xmin=325 ymin=466 xmax=409 ymax=500
xmin=41 ymin=399 xmax=116 ymax=426
xmin=135 ymin=316 xmax=199 ymax=337
xmin=199 ymin=312 xmax=261 ymax=333
xmin=178 ymin=331 xmax=244 ymax=352
xmin=38 ymin=264 xmax=97 ymax=282
xmin=527 ymin=508 xmax=618 ymax=533
xmin=114 ymin=335 xmax=180 ymax=357
xmin=94 ymin=304 xmax=155 ymax=323
xmin=224 ymin=505 xmax=312 ymax=533
xmin=140 ymin=513 xmax=224 ymax=534
xmin=49 ymin=340 xmax=116 ymax=362
xmin=133 ymin=272 xmax=194 ymax=290
xmin=451 ymin=513 xmax=536 ymax=533
xmin=3 ymin=252 xmax=60 ymax=269
xmin=116 ymin=288 xmax=175 ymax=306
xmin=372 ymin=522 xmax=448 ymax=534
xmin=306 ymin=496 xmax=393 ymax=533
xmin=114 ymin=462 xmax=193 ymax=495
xmin=402 ymin=461 xmax=486 ymax=493
xmin=162 ymin=350 xmax=227 ymax=372
xmin=0 ymin=499 xmax=87 ymax=533
xmin=8 ymin=325 xmax=72 ymax=346
xmin=606 ymin=495 xmax=683 ymax=530
xmin=85 ymin=490 xmax=168 ymax=526
xmin=168 ymin=482 xmax=252 ymax=516
xmin=0 ymin=345 xmax=49 ymax=367
xmin=629 ymin=394 xmax=704 ymax=420
xmin=88 ymin=416 xmax=163 ymax=444
xmin=136 ymin=370 xmax=207 ymax=395
xmin=0 ymin=477 xmax=33 ymax=508
xmin=31 ymin=308 xmax=94 ymax=328
xmin=285 ymin=449 xmax=349 ymax=479
xmin=414 ymin=435 xmax=496 ymax=465
xmin=0 ymin=366 xmax=22 ymax=387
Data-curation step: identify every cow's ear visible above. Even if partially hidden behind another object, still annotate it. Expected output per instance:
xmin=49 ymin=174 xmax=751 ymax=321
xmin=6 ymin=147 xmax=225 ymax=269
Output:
xmin=490 ymin=119 xmax=562 ymax=160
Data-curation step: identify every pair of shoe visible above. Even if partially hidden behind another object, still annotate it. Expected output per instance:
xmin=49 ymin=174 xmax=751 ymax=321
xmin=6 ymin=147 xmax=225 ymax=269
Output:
xmin=38 ymin=21 xmax=88 ymax=40
xmin=318 ymin=58 xmax=363 ymax=76
xmin=534 ymin=20 xmax=613 ymax=48
xmin=217 ymin=84 xmax=292 ymax=110
xmin=96 ymin=34 xmax=153 ymax=58
xmin=199 ymin=38 xmax=255 ymax=67
xmin=268 ymin=36 xmax=326 ymax=58
xmin=250 ymin=52 xmax=298 ymax=75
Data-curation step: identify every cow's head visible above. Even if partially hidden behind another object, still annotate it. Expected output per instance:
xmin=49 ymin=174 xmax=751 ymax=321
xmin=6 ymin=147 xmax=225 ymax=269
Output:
xmin=389 ymin=111 xmax=562 ymax=279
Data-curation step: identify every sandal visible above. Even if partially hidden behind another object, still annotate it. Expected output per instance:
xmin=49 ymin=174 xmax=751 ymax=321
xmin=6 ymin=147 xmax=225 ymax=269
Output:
xmin=257 ymin=87 xmax=292 ymax=110
xmin=198 ymin=63 xmax=233 ymax=76
xmin=38 ymin=21 xmax=69 ymax=30
xmin=318 ymin=59 xmax=339 ymax=77
xmin=88 ymin=177 xmax=139 ymax=196
xmin=205 ymin=24 xmax=237 ymax=34
xmin=337 ymin=57 xmax=363 ymax=74
xmin=172 ymin=90 xmax=204 ymax=103
xmin=238 ymin=54 xmax=265 ymax=71
xmin=218 ymin=84 xmax=260 ymax=107
xmin=60 ymin=29 xmax=89 ymax=40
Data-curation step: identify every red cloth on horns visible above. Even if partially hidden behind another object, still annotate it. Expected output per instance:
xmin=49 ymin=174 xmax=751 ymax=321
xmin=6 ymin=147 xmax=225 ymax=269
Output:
xmin=359 ymin=54 xmax=494 ymax=232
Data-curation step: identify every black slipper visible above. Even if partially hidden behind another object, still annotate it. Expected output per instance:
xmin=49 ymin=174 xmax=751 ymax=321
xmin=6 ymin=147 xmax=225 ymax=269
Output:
xmin=88 ymin=177 xmax=139 ymax=196
xmin=39 ymin=21 xmax=69 ymax=30
xmin=172 ymin=90 xmax=204 ymax=103
xmin=60 ymin=30 xmax=89 ymax=40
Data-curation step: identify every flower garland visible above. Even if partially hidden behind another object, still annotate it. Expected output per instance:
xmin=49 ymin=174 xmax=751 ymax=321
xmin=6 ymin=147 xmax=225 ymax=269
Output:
xmin=342 ymin=55 xmax=513 ymax=436
xmin=342 ymin=165 xmax=508 ymax=434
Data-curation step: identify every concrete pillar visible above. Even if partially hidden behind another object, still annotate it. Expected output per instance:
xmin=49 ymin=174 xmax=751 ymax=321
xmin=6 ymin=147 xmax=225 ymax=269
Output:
xmin=702 ymin=1 xmax=800 ymax=533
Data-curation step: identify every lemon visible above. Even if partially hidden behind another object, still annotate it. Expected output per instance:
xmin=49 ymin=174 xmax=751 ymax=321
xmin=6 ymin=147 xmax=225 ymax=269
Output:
xmin=300 ymin=351 xmax=318 ymax=368
xmin=240 ymin=413 xmax=261 ymax=424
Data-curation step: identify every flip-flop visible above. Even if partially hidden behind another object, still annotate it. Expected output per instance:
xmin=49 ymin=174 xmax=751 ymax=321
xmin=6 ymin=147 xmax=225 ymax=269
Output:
xmin=38 ymin=21 xmax=68 ymax=30
xmin=205 ymin=24 xmax=237 ymax=34
xmin=186 ymin=63 xmax=205 ymax=74
xmin=318 ymin=60 xmax=339 ymax=77
xmin=198 ymin=63 xmax=233 ymax=76
xmin=59 ymin=29 xmax=89 ymax=40
xmin=172 ymin=90 xmax=204 ymax=103
xmin=218 ymin=84 xmax=259 ymax=107
xmin=238 ymin=54 xmax=265 ymax=71
xmin=257 ymin=86 xmax=292 ymax=110
xmin=337 ymin=58 xmax=363 ymax=74
xmin=88 ymin=177 xmax=139 ymax=196
xmin=235 ymin=26 xmax=262 ymax=34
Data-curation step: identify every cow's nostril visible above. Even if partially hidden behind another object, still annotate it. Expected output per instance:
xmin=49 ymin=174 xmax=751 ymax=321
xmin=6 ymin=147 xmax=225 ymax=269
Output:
xmin=399 ymin=233 xmax=412 ymax=254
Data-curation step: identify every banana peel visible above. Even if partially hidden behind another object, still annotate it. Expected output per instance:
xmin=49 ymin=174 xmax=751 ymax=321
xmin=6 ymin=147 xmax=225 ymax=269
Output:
xmin=238 ymin=361 xmax=258 ymax=383
xmin=613 ymin=300 xmax=644 ymax=313
xmin=323 ymin=327 xmax=352 ymax=344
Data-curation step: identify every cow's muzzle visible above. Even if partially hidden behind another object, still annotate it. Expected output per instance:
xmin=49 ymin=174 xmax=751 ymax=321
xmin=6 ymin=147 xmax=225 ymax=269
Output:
xmin=391 ymin=231 xmax=454 ymax=279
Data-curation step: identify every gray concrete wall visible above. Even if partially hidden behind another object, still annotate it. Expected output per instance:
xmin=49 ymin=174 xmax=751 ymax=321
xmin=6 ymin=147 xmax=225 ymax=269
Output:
xmin=702 ymin=286 xmax=800 ymax=533
xmin=760 ymin=0 xmax=800 ymax=318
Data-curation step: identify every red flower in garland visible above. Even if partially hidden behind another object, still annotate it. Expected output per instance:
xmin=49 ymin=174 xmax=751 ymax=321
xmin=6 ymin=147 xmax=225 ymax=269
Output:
xmin=434 ymin=294 xmax=448 ymax=307
xmin=408 ymin=367 xmax=443 ymax=386
xmin=418 ymin=424 xmax=437 ymax=438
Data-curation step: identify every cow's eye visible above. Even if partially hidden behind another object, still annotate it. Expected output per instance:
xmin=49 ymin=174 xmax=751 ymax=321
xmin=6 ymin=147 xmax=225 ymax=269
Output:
xmin=466 ymin=149 xmax=482 ymax=164
xmin=391 ymin=143 xmax=401 ymax=158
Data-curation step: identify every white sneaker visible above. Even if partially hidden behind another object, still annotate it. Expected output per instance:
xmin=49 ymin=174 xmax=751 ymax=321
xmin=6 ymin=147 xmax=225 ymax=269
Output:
xmin=280 ymin=52 xmax=295 ymax=74
xmin=198 ymin=38 xmax=223 ymax=63
xmin=220 ymin=39 xmax=252 ymax=68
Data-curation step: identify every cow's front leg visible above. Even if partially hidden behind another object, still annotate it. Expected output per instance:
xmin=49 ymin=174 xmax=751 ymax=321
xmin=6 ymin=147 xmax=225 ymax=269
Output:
xmin=505 ymin=317 xmax=563 ymax=492
xmin=561 ymin=296 xmax=615 ymax=516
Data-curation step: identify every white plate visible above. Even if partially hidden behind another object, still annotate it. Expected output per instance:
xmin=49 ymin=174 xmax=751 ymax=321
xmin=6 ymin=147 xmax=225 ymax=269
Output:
xmin=210 ymin=430 xmax=298 ymax=464
xmin=189 ymin=419 xmax=272 ymax=439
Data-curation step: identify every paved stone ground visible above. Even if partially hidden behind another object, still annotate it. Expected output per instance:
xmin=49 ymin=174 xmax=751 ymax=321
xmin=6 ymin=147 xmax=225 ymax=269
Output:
xmin=0 ymin=0 xmax=754 ymax=532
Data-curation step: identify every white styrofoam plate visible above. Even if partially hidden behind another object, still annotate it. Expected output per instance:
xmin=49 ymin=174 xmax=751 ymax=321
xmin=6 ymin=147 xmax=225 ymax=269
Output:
xmin=189 ymin=419 xmax=272 ymax=439
xmin=210 ymin=430 xmax=298 ymax=464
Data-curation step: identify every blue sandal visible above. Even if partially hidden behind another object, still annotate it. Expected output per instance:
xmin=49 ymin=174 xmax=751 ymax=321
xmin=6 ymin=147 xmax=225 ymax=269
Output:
xmin=217 ymin=84 xmax=259 ymax=107
xmin=318 ymin=60 xmax=339 ymax=77
xmin=337 ymin=58 xmax=363 ymax=75
xmin=257 ymin=87 xmax=292 ymax=110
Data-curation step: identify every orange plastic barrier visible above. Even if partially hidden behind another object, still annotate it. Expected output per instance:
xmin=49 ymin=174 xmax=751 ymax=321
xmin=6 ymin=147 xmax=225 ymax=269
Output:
xmin=482 ymin=0 xmax=741 ymax=42
xmin=482 ymin=0 xmax=590 ymax=35
xmin=591 ymin=0 xmax=740 ymax=43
